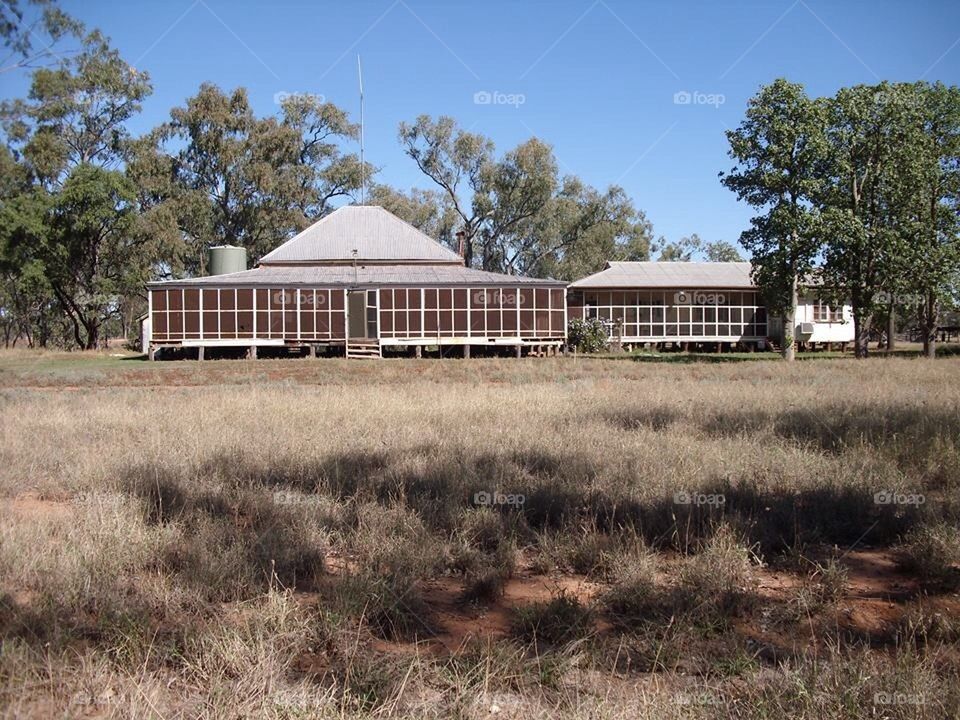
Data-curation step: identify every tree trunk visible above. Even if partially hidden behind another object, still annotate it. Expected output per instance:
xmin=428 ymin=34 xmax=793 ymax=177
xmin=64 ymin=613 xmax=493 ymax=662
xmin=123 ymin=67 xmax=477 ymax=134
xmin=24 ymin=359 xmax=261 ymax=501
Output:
xmin=886 ymin=300 xmax=895 ymax=351
xmin=853 ymin=311 xmax=871 ymax=358
xmin=922 ymin=290 xmax=937 ymax=359
xmin=783 ymin=272 xmax=797 ymax=361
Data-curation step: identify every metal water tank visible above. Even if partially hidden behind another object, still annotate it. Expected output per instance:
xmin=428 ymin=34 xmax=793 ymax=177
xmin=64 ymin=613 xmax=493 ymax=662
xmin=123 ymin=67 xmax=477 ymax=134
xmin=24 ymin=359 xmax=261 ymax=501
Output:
xmin=207 ymin=246 xmax=247 ymax=275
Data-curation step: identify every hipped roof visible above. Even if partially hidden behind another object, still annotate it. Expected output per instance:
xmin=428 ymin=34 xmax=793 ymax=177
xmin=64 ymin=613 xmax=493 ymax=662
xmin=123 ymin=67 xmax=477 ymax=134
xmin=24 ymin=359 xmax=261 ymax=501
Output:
xmin=569 ymin=261 xmax=755 ymax=289
xmin=258 ymin=205 xmax=464 ymax=265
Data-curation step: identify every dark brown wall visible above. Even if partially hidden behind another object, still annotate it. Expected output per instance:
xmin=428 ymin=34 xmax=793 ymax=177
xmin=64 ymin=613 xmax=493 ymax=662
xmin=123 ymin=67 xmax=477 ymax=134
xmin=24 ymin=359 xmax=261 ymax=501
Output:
xmin=150 ymin=285 xmax=565 ymax=343
xmin=567 ymin=288 xmax=768 ymax=339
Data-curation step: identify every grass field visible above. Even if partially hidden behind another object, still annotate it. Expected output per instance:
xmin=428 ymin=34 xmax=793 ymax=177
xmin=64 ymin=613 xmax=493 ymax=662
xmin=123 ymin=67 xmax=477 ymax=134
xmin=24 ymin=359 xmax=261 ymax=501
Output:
xmin=1 ymin=350 xmax=959 ymax=718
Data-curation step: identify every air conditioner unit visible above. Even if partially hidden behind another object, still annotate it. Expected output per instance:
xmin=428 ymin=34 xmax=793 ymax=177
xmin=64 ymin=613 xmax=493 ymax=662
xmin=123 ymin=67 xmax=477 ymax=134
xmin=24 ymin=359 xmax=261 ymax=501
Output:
xmin=799 ymin=323 xmax=814 ymax=335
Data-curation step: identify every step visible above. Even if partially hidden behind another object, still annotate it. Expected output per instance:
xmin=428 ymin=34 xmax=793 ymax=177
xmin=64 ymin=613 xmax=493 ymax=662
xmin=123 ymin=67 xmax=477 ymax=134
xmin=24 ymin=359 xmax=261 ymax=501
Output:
xmin=346 ymin=340 xmax=382 ymax=359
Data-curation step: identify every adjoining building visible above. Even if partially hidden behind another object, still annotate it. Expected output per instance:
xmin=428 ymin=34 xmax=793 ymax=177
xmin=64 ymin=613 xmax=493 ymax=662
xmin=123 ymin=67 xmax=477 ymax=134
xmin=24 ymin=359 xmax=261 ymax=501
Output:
xmin=145 ymin=205 xmax=567 ymax=359
xmin=568 ymin=261 xmax=854 ymax=351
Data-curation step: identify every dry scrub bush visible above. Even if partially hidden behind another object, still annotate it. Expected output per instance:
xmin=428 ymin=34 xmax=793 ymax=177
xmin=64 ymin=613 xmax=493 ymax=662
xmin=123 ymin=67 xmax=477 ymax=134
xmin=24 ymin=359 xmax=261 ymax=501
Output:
xmin=898 ymin=523 xmax=960 ymax=589
xmin=510 ymin=590 xmax=593 ymax=647
xmin=675 ymin=526 xmax=759 ymax=621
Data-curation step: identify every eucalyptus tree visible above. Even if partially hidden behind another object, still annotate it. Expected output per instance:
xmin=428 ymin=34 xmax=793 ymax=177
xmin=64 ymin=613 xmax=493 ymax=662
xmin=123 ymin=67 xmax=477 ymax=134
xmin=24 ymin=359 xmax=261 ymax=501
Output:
xmin=653 ymin=234 xmax=741 ymax=262
xmin=904 ymin=83 xmax=960 ymax=358
xmin=524 ymin=179 xmax=651 ymax=281
xmin=128 ymin=84 xmax=371 ymax=273
xmin=1 ymin=30 xmax=154 ymax=348
xmin=0 ymin=0 xmax=83 ymax=74
xmin=818 ymin=82 xmax=930 ymax=358
xmin=399 ymin=114 xmax=652 ymax=278
xmin=721 ymin=79 xmax=827 ymax=360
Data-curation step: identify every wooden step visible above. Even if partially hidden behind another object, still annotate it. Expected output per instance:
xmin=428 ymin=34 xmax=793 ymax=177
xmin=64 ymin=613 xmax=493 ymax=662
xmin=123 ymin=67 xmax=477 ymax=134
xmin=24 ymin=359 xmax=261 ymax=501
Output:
xmin=346 ymin=339 xmax=382 ymax=359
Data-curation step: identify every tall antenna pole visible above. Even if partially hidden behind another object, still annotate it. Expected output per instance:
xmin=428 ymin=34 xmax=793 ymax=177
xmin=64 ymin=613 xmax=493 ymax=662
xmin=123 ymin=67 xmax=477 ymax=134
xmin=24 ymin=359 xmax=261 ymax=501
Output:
xmin=357 ymin=54 xmax=365 ymax=205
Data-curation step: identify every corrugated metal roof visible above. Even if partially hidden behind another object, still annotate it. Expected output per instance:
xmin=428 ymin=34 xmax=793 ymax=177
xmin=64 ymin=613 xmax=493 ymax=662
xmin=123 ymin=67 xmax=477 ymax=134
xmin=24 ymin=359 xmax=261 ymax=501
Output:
xmin=258 ymin=205 xmax=464 ymax=265
xmin=148 ymin=264 xmax=565 ymax=288
xmin=569 ymin=261 xmax=755 ymax=289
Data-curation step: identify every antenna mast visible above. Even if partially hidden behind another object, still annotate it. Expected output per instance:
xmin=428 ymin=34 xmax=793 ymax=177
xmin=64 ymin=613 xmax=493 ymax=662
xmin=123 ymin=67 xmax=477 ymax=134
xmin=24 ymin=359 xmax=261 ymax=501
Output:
xmin=358 ymin=54 xmax=365 ymax=205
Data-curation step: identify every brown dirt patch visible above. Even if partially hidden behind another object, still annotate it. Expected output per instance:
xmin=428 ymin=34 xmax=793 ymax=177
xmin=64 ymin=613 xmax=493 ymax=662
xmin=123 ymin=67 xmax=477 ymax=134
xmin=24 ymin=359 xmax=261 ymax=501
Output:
xmin=2 ymin=493 xmax=75 ymax=521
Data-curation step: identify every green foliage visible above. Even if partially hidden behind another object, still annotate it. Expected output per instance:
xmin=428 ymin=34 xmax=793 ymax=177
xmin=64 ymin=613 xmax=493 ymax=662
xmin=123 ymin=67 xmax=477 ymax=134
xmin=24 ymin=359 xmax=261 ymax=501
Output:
xmin=0 ymin=0 xmax=83 ymax=74
xmin=722 ymin=79 xmax=827 ymax=362
xmin=1 ymin=26 xmax=156 ymax=348
xmin=398 ymin=114 xmax=652 ymax=278
xmin=126 ymin=83 xmax=371 ymax=272
xmin=724 ymin=78 xmax=960 ymax=359
xmin=567 ymin=317 xmax=607 ymax=353
xmin=655 ymin=233 xmax=744 ymax=262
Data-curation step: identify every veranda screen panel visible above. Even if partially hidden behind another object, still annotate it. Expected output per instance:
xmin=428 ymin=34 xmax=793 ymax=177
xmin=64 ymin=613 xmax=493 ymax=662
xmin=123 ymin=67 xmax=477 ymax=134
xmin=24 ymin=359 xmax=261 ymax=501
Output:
xmin=573 ymin=287 xmax=767 ymax=340
xmin=374 ymin=285 xmax=563 ymax=341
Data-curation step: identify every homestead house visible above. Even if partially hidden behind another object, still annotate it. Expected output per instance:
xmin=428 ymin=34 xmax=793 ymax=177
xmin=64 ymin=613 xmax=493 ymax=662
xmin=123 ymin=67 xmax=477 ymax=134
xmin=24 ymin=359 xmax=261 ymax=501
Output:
xmin=144 ymin=205 xmax=567 ymax=359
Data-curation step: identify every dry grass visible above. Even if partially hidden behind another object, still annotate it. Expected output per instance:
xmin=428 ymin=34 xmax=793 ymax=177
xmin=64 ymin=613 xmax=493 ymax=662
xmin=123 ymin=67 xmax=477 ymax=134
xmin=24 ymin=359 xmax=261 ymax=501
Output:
xmin=1 ymin=353 xmax=958 ymax=717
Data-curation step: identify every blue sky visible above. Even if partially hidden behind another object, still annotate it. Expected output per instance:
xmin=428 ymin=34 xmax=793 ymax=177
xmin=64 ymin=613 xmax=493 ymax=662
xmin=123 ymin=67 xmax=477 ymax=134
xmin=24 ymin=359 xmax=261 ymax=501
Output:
xmin=2 ymin=0 xmax=959 ymax=250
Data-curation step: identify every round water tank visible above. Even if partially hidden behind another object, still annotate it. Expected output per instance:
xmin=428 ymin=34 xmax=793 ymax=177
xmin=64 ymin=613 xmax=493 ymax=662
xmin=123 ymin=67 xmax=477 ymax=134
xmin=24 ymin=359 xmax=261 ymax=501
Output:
xmin=207 ymin=246 xmax=247 ymax=275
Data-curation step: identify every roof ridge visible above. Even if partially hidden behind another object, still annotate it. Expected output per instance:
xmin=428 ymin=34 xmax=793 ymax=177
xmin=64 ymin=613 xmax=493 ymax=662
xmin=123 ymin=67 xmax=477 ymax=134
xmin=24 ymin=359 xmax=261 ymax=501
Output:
xmin=370 ymin=205 xmax=463 ymax=263
xmin=259 ymin=208 xmax=342 ymax=264
xmin=257 ymin=205 xmax=462 ymax=265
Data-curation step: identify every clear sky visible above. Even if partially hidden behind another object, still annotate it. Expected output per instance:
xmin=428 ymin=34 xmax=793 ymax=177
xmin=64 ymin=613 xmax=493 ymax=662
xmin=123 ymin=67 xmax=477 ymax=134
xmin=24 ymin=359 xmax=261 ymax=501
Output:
xmin=2 ymin=0 xmax=959 ymax=250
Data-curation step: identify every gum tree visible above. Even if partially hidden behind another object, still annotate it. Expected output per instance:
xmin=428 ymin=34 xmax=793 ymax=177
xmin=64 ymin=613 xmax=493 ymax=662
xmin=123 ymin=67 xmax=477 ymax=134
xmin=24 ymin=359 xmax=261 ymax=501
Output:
xmin=721 ymin=79 xmax=827 ymax=361
xmin=818 ymin=82 xmax=929 ymax=358
xmin=907 ymin=83 xmax=960 ymax=358
xmin=127 ymin=84 xmax=371 ymax=273
xmin=398 ymin=114 xmax=652 ymax=277
xmin=1 ymin=30 xmax=154 ymax=348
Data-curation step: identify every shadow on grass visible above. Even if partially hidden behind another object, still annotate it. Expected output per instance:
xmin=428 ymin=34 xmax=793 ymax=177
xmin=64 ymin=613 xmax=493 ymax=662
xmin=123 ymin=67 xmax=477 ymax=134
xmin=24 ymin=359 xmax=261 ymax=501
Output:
xmin=125 ymin=467 xmax=326 ymax=600
xmin=160 ymin=446 xmax=950 ymax=558
xmin=601 ymin=402 xmax=960 ymax=481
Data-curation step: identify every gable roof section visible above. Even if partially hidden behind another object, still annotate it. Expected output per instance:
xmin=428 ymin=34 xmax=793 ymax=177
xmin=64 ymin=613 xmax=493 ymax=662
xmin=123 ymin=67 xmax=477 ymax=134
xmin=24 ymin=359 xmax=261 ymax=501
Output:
xmin=258 ymin=205 xmax=464 ymax=265
xmin=570 ymin=261 xmax=755 ymax=289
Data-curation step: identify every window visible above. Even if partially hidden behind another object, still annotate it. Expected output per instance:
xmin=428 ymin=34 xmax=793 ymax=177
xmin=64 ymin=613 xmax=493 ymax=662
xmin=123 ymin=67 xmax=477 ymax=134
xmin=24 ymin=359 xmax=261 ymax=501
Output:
xmin=813 ymin=301 xmax=843 ymax=323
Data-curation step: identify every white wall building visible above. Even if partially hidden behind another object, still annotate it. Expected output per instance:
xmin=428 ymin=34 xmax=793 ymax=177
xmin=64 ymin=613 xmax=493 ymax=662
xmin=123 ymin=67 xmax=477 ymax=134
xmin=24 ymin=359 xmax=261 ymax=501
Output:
xmin=569 ymin=261 xmax=854 ymax=350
